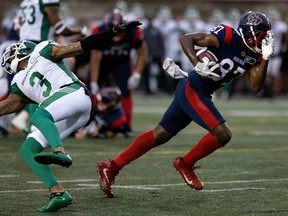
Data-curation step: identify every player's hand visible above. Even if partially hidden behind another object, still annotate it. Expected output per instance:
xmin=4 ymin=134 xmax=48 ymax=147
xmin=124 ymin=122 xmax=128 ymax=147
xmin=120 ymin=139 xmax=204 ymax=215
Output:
xmin=194 ymin=57 xmax=220 ymax=78
xmin=113 ymin=21 xmax=142 ymax=34
xmin=80 ymin=26 xmax=89 ymax=37
xmin=163 ymin=57 xmax=188 ymax=79
xmin=90 ymin=82 xmax=99 ymax=95
xmin=262 ymin=30 xmax=275 ymax=60
xmin=128 ymin=72 xmax=141 ymax=90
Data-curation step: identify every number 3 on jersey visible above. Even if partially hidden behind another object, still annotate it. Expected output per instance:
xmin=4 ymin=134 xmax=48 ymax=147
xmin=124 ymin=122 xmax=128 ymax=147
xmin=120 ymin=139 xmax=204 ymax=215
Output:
xmin=30 ymin=71 xmax=51 ymax=97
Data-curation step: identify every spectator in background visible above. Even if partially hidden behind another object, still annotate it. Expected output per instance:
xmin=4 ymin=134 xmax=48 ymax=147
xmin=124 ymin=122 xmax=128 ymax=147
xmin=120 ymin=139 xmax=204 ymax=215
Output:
xmin=90 ymin=9 xmax=148 ymax=133
xmin=142 ymin=11 xmax=166 ymax=95
xmin=263 ymin=7 xmax=288 ymax=98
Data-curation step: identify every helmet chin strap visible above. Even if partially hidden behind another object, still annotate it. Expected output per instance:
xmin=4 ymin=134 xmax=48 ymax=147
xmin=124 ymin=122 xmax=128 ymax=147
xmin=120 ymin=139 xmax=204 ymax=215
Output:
xmin=10 ymin=58 xmax=20 ymax=74
xmin=10 ymin=55 xmax=29 ymax=73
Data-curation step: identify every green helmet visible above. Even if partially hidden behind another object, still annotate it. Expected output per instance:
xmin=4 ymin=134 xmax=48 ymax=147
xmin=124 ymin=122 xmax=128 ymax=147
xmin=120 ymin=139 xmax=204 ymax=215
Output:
xmin=1 ymin=40 xmax=36 ymax=74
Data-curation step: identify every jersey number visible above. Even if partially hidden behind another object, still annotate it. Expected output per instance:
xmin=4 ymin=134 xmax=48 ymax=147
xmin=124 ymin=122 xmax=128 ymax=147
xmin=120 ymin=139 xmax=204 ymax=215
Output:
xmin=21 ymin=5 xmax=36 ymax=25
xmin=30 ymin=72 xmax=52 ymax=97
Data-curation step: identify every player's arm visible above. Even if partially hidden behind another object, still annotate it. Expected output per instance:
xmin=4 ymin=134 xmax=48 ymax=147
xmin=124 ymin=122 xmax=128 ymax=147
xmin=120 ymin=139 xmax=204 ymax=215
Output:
xmin=51 ymin=21 xmax=142 ymax=59
xmin=134 ymin=41 xmax=148 ymax=76
xmin=246 ymin=31 xmax=275 ymax=93
xmin=90 ymin=50 xmax=103 ymax=94
xmin=246 ymin=61 xmax=268 ymax=93
xmin=179 ymin=32 xmax=219 ymax=67
xmin=45 ymin=5 xmax=82 ymax=36
xmin=0 ymin=93 xmax=28 ymax=116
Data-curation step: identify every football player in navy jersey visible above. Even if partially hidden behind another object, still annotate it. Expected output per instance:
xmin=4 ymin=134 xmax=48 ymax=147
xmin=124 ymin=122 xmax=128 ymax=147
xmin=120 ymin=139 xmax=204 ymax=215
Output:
xmin=90 ymin=10 xmax=148 ymax=132
xmin=96 ymin=11 xmax=275 ymax=198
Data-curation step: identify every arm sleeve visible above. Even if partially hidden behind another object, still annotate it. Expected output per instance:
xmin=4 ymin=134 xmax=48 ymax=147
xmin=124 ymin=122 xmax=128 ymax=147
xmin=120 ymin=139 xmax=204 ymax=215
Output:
xmin=80 ymin=29 xmax=116 ymax=52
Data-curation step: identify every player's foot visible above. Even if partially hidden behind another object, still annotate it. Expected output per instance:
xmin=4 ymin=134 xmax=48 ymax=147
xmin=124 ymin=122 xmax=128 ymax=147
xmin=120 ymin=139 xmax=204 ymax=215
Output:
xmin=96 ymin=160 xmax=119 ymax=198
xmin=34 ymin=152 xmax=72 ymax=168
xmin=173 ymin=156 xmax=204 ymax=190
xmin=163 ymin=57 xmax=188 ymax=79
xmin=37 ymin=191 xmax=72 ymax=212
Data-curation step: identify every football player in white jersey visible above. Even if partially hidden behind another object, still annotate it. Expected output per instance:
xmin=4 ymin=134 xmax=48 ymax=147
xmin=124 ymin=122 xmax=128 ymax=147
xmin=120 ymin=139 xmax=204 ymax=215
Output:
xmin=18 ymin=0 xmax=84 ymax=43
xmin=12 ymin=0 xmax=88 ymax=133
xmin=1 ymin=21 xmax=141 ymax=212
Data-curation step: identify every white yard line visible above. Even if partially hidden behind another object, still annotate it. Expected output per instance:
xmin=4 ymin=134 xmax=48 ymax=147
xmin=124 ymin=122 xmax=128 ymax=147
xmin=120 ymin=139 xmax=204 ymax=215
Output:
xmin=1 ymin=177 xmax=288 ymax=194
xmin=0 ymin=175 xmax=19 ymax=178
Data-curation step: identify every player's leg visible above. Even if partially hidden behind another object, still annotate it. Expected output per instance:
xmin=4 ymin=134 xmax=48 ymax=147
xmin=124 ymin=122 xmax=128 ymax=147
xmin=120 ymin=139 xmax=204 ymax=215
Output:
xmin=32 ymin=84 xmax=92 ymax=167
xmin=20 ymin=134 xmax=72 ymax=212
xmin=97 ymin=80 xmax=191 ymax=197
xmin=174 ymin=80 xmax=231 ymax=190
xmin=112 ymin=61 xmax=134 ymax=128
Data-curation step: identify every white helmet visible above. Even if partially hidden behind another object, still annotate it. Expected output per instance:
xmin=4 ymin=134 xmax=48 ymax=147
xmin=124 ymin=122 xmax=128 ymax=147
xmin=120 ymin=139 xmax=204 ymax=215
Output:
xmin=1 ymin=40 xmax=36 ymax=74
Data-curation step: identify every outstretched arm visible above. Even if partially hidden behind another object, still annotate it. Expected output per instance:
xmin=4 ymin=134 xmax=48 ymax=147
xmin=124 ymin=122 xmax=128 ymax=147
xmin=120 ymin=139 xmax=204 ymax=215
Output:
xmin=51 ymin=21 xmax=142 ymax=59
xmin=0 ymin=93 xmax=28 ymax=116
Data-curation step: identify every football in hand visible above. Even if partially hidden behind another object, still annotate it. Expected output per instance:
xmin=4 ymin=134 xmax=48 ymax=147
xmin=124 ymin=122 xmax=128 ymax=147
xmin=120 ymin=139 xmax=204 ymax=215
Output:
xmin=195 ymin=49 xmax=221 ymax=76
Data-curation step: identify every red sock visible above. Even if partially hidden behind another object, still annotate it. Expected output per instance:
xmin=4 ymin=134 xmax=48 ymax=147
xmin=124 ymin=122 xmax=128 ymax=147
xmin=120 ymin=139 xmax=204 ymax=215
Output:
xmin=121 ymin=95 xmax=133 ymax=126
xmin=113 ymin=130 xmax=157 ymax=169
xmin=183 ymin=133 xmax=223 ymax=166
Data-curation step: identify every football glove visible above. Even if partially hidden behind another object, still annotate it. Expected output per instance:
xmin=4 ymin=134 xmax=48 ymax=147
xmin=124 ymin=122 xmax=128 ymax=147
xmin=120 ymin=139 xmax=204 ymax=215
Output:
xmin=262 ymin=30 xmax=275 ymax=60
xmin=113 ymin=21 xmax=142 ymax=34
xmin=80 ymin=26 xmax=89 ymax=37
xmin=194 ymin=57 xmax=220 ymax=78
xmin=128 ymin=72 xmax=141 ymax=90
xmin=163 ymin=57 xmax=188 ymax=79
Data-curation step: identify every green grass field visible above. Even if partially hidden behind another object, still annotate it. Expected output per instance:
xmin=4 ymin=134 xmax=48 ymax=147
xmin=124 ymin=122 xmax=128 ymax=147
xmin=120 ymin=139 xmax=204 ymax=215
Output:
xmin=0 ymin=94 xmax=288 ymax=216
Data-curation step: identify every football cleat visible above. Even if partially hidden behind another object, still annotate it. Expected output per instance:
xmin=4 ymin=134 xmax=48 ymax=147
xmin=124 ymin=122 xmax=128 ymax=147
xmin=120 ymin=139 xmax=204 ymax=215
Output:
xmin=37 ymin=191 xmax=72 ymax=212
xmin=96 ymin=160 xmax=119 ymax=198
xmin=34 ymin=152 xmax=72 ymax=168
xmin=173 ymin=156 xmax=204 ymax=190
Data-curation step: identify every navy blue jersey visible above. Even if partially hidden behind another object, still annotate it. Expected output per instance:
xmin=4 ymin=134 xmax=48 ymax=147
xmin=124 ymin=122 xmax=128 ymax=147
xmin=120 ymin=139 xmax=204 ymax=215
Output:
xmin=91 ymin=24 xmax=143 ymax=60
xmin=189 ymin=24 xmax=262 ymax=96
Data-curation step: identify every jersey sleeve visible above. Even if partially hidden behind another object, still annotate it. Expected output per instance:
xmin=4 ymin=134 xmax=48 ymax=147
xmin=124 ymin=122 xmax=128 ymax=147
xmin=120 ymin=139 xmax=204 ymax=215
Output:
xmin=38 ymin=41 xmax=61 ymax=63
xmin=210 ymin=24 xmax=233 ymax=46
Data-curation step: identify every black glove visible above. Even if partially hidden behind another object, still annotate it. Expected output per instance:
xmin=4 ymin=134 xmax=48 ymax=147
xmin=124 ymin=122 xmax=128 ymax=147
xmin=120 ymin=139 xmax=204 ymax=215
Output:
xmin=112 ymin=21 xmax=142 ymax=34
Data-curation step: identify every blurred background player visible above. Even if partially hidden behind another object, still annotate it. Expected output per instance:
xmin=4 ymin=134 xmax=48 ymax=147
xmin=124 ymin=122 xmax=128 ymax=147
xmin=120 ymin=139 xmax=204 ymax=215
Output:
xmin=142 ymin=10 xmax=166 ymax=95
xmin=153 ymin=5 xmax=180 ymax=93
xmin=75 ymin=87 xmax=132 ymax=139
xmin=263 ymin=7 xmax=287 ymax=98
xmin=90 ymin=9 xmax=148 ymax=133
xmin=179 ymin=5 xmax=206 ymax=72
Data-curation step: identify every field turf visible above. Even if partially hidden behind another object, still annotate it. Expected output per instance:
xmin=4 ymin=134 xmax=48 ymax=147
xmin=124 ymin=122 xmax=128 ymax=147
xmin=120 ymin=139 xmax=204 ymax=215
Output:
xmin=0 ymin=94 xmax=288 ymax=216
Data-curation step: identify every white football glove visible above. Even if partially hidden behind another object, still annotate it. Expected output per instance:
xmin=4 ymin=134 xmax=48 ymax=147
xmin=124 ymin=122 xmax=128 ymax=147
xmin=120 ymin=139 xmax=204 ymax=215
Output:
xmin=163 ymin=57 xmax=188 ymax=79
xmin=194 ymin=57 xmax=220 ymax=78
xmin=262 ymin=30 xmax=275 ymax=60
xmin=90 ymin=82 xmax=99 ymax=95
xmin=80 ymin=26 xmax=89 ymax=37
xmin=128 ymin=72 xmax=141 ymax=90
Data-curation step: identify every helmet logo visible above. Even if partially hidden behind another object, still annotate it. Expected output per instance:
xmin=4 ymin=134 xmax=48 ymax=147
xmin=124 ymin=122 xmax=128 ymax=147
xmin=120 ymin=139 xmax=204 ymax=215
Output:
xmin=247 ymin=13 xmax=263 ymax=25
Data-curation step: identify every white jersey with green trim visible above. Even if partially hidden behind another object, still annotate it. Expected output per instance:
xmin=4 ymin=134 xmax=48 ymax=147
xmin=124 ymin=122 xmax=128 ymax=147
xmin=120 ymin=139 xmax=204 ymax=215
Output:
xmin=10 ymin=40 xmax=79 ymax=104
xmin=19 ymin=0 xmax=60 ymax=41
